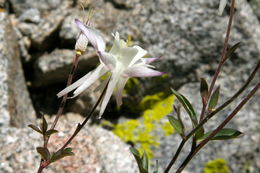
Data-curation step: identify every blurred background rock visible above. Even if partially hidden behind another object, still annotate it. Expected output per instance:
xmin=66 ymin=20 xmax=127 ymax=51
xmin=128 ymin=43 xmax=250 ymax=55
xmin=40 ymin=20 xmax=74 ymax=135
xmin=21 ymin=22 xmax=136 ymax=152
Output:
xmin=0 ymin=0 xmax=259 ymax=172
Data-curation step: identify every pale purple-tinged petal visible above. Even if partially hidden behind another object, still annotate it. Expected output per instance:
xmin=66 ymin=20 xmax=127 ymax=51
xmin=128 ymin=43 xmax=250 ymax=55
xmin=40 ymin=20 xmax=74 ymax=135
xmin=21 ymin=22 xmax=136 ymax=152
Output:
xmin=57 ymin=72 xmax=92 ymax=98
xmin=123 ymin=65 xmax=165 ymax=77
xmin=72 ymin=64 xmax=108 ymax=98
xmin=128 ymin=46 xmax=147 ymax=67
xmin=98 ymin=51 xmax=116 ymax=70
xmin=99 ymin=74 xmax=118 ymax=117
xmin=141 ymin=56 xmax=161 ymax=64
xmin=75 ymin=19 xmax=105 ymax=52
xmin=115 ymin=77 xmax=129 ymax=106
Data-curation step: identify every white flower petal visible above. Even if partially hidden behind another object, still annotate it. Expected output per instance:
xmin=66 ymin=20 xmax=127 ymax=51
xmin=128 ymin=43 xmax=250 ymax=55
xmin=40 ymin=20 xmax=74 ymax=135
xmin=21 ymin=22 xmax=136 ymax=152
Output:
xmin=75 ymin=19 xmax=105 ymax=52
xmin=128 ymin=45 xmax=148 ymax=67
xmin=120 ymin=47 xmax=138 ymax=67
xmin=123 ymin=65 xmax=165 ymax=77
xmin=94 ymin=74 xmax=111 ymax=92
xmin=110 ymin=32 xmax=121 ymax=55
xmin=218 ymin=0 xmax=227 ymax=15
xmin=57 ymin=72 xmax=92 ymax=98
xmin=99 ymin=74 xmax=118 ymax=117
xmin=72 ymin=64 xmax=107 ymax=98
xmin=98 ymin=51 xmax=117 ymax=70
xmin=115 ymin=77 xmax=129 ymax=106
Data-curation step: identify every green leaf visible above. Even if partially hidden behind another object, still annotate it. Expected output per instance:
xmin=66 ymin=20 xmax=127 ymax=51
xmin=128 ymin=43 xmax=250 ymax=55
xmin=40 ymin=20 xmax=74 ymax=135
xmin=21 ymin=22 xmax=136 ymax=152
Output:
xmin=46 ymin=129 xmax=58 ymax=136
xmin=130 ymin=147 xmax=143 ymax=172
xmin=195 ymin=127 xmax=205 ymax=140
xmin=201 ymin=128 xmax=243 ymax=141
xmin=208 ymin=86 xmax=220 ymax=111
xmin=171 ymin=88 xmax=197 ymax=125
xmin=50 ymin=148 xmax=74 ymax=163
xmin=200 ymin=78 xmax=208 ymax=103
xmin=28 ymin=124 xmax=42 ymax=134
xmin=36 ymin=147 xmax=51 ymax=161
xmin=153 ymin=160 xmax=159 ymax=173
xmin=41 ymin=115 xmax=48 ymax=134
xmin=226 ymin=42 xmax=240 ymax=59
xmin=168 ymin=115 xmax=183 ymax=136
xmin=141 ymin=151 xmax=149 ymax=171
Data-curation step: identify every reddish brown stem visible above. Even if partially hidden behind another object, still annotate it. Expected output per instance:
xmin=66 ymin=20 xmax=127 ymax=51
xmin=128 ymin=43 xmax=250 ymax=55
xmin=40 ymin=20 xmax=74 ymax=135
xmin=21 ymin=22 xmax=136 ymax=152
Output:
xmin=37 ymin=53 xmax=81 ymax=173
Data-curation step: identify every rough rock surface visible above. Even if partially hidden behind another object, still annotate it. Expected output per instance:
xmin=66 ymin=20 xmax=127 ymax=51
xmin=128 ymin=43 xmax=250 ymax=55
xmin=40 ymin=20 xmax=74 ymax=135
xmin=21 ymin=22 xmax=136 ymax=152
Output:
xmin=1 ymin=0 xmax=259 ymax=172
xmin=0 ymin=113 xmax=138 ymax=173
xmin=30 ymin=7 xmax=69 ymax=51
xmin=0 ymin=12 xmax=36 ymax=127
xmin=33 ymin=48 xmax=98 ymax=87
xmin=9 ymin=0 xmax=72 ymax=16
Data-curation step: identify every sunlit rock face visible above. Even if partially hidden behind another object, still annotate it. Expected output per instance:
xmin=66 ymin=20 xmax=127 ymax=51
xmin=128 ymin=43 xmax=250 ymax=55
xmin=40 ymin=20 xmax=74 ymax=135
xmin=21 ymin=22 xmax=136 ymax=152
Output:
xmin=0 ymin=12 xmax=36 ymax=127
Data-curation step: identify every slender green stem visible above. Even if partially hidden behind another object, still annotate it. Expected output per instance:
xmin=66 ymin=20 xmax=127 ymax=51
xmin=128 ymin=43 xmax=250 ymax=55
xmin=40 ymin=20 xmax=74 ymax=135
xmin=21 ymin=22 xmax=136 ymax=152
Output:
xmin=175 ymin=82 xmax=260 ymax=173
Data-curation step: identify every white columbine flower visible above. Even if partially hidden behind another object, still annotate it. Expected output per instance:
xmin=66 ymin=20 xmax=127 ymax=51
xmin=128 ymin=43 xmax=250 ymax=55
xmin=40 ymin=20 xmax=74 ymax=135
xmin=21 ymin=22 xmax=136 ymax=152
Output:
xmin=57 ymin=19 xmax=165 ymax=117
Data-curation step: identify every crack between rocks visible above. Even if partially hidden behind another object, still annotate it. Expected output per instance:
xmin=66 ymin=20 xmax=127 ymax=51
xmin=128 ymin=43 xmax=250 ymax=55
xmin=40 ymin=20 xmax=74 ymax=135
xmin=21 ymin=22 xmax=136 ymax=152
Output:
xmin=104 ymin=0 xmax=132 ymax=10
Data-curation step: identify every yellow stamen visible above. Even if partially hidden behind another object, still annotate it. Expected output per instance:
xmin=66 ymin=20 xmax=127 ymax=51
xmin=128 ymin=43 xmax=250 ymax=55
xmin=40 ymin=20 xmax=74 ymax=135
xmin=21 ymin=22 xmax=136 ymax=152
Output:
xmin=75 ymin=50 xmax=83 ymax=56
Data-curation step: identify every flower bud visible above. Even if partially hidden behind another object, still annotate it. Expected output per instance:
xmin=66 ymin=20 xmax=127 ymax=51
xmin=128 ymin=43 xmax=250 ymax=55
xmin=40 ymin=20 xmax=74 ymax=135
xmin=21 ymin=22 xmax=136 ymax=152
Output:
xmin=75 ymin=33 xmax=88 ymax=56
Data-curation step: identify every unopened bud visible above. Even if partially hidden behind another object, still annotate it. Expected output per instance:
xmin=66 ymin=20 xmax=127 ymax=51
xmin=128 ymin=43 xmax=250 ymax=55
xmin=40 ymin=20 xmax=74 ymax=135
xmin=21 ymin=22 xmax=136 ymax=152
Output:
xmin=75 ymin=33 xmax=88 ymax=56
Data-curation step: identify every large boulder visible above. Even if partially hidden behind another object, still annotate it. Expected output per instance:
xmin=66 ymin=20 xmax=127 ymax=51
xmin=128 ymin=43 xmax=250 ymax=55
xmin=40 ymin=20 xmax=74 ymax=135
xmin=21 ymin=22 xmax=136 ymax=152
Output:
xmin=0 ymin=12 xmax=36 ymax=127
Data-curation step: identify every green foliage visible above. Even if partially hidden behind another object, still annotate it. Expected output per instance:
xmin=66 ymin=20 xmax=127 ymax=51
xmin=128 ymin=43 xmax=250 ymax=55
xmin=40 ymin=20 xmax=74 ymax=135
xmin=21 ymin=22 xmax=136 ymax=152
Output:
xmin=204 ymin=158 xmax=230 ymax=173
xmin=112 ymin=92 xmax=175 ymax=158
xmin=124 ymin=78 xmax=139 ymax=94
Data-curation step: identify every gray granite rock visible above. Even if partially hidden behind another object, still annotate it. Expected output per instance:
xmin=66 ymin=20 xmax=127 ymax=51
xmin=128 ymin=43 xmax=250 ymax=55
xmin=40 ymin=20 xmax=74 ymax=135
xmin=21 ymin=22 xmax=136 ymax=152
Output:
xmin=94 ymin=0 xmax=259 ymax=94
xmin=0 ymin=12 xmax=36 ymax=127
xmin=59 ymin=9 xmax=84 ymax=47
xmin=249 ymin=0 xmax=260 ymax=19
xmin=30 ymin=7 xmax=69 ymax=50
xmin=0 ymin=113 xmax=138 ymax=173
xmin=9 ymin=0 xmax=72 ymax=16
xmin=33 ymin=49 xmax=98 ymax=87
xmin=18 ymin=8 xmax=41 ymax=24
